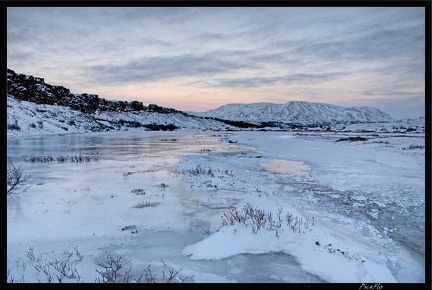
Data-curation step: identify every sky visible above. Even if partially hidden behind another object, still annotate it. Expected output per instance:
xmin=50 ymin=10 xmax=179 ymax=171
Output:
xmin=6 ymin=6 xmax=426 ymax=119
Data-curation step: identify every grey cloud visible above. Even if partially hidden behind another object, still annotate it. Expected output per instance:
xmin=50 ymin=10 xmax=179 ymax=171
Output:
xmin=7 ymin=51 xmax=34 ymax=62
xmin=361 ymin=89 xmax=418 ymax=97
xmin=356 ymin=95 xmax=425 ymax=119
xmin=286 ymin=22 xmax=424 ymax=64
xmin=190 ymin=32 xmax=225 ymax=42
xmin=211 ymin=72 xmax=344 ymax=88
xmin=87 ymin=53 xmax=248 ymax=85
xmin=294 ymin=19 xmax=425 ymax=61
xmin=135 ymin=37 xmax=173 ymax=48
xmin=86 ymin=46 xmax=344 ymax=88
xmin=284 ymin=73 xmax=343 ymax=82
xmin=214 ymin=77 xmax=278 ymax=88
xmin=354 ymin=26 xmax=424 ymax=59
xmin=7 ymin=24 xmax=53 ymax=48
xmin=267 ymin=7 xmax=424 ymax=67
xmin=120 ymin=7 xmax=205 ymax=25
xmin=188 ymin=48 xmax=309 ymax=73
xmin=186 ymin=17 xmax=287 ymax=51
xmin=356 ymin=58 xmax=424 ymax=99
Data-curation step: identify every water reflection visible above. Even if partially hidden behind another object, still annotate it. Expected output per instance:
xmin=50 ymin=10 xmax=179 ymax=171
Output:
xmin=7 ymin=132 xmax=224 ymax=163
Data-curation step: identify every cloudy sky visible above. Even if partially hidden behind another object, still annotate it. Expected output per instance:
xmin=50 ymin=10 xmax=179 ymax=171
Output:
xmin=7 ymin=6 xmax=426 ymax=119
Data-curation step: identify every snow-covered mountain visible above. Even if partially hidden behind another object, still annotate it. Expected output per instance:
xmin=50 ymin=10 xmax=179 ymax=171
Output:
xmin=193 ymin=101 xmax=398 ymax=125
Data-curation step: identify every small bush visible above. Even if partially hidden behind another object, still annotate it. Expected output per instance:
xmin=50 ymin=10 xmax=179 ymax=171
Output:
xmin=131 ymin=189 xmax=146 ymax=195
xmin=7 ymin=123 xmax=21 ymax=130
xmin=221 ymin=203 xmax=314 ymax=235
xmin=181 ymin=165 xmax=214 ymax=176
xmin=178 ymin=165 xmax=233 ymax=177
xmin=144 ymin=123 xmax=178 ymax=131
xmin=199 ymin=147 xmax=216 ymax=153
xmin=135 ymin=201 xmax=160 ymax=208
xmin=335 ymin=136 xmax=368 ymax=142
xmin=402 ymin=144 xmax=425 ymax=150
xmin=25 ymin=154 xmax=93 ymax=163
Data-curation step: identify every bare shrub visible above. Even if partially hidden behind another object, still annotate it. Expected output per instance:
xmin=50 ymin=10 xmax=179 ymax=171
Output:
xmin=131 ymin=188 xmax=146 ymax=195
xmin=199 ymin=147 xmax=215 ymax=153
xmin=7 ymin=158 xmax=31 ymax=195
xmin=95 ymin=251 xmax=133 ymax=283
xmin=335 ymin=136 xmax=368 ymax=142
xmin=221 ymin=203 xmax=314 ymax=235
xmin=25 ymin=246 xmax=82 ymax=283
xmin=135 ymin=201 xmax=160 ymax=208
xmin=184 ymin=165 xmax=214 ymax=176
xmin=402 ymin=144 xmax=425 ymax=150
xmin=25 ymin=154 xmax=93 ymax=163
xmin=7 ymin=120 xmax=21 ymax=130
xmin=177 ymin=165 xmax=233 ymax=177
xmin=95 ymin=252 xmax=189 ymax=283
xmin=9 ymin=248 xmax=190 ymax=283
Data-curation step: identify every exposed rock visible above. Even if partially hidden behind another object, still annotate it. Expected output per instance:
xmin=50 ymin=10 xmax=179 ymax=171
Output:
xmin=7 ymin=68 xmax=149 ymax=114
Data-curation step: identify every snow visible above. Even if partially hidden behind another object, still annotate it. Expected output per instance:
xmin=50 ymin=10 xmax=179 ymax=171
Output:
xmin=6 ymin=96 xmax=237 ymax=138
xmin=192 ymin=101 xmax=398 ymax=124
xmin=7 ymin=97 xmax=426 ymax=283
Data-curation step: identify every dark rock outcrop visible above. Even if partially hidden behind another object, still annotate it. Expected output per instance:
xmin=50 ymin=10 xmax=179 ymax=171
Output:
xmin=7 ymin=69 xmax=185 ymax=115
xmin=7 ymin=68 xmax=190 ymax=116
xmin=7 ymin=68 xmax=102 ymax=113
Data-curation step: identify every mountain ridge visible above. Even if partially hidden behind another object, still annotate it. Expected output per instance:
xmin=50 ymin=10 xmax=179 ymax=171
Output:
xmin=192 ymin=101 xmax=397 ymax=125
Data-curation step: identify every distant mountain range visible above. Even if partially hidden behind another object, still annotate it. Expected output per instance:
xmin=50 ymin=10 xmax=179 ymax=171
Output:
xmin=193 ymin=101 xmax=397 ymax=125
xmin=8 ymin=68 xmax=421 ymax=137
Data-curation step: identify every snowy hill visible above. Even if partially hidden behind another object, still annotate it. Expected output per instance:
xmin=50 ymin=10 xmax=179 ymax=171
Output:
xmin=193 ymin=101 xmax=398 ymax=125
xmin=6 ymin=69 xmax=240 ymax=137
xmin=7 ymin=96 xmax=242 ymax=138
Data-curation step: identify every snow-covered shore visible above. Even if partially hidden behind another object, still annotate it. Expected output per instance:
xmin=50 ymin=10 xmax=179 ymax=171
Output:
xmin=7 ymin=127 xmax=425 ymax=283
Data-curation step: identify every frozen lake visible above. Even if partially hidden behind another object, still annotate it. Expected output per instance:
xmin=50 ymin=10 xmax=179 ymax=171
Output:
xmin=7 ymin=130 xmax=425 ymax=283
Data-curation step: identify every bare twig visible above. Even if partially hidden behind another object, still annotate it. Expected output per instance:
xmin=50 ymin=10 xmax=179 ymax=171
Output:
xmin=7 ymin=157 xmax=31 ymax=195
